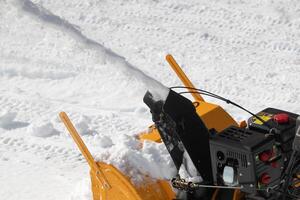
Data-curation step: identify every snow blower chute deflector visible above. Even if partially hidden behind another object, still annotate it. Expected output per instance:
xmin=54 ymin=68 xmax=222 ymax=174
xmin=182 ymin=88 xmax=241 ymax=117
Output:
xmin=60 ymin=54 xmax=300 ymax=200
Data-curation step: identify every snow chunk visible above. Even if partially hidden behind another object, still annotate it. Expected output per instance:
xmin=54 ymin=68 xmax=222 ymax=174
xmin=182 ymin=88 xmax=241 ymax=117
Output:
xmin=141 ymin=140 xmax=177 ymax=179
xmin=0 ymin=112 xmax=17 ymax=129
xmin=74 ymin=115 xmax=94 ymax=136
xmin=29 ymin=122 xmax=59 ymax=138
xmin=95 ymin=135 xmax=113 ymax=148
xmin=0 ymin=111 xmax=29 ymax=130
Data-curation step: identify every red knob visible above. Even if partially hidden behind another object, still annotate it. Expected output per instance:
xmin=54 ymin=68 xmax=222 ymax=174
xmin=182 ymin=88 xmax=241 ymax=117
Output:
xmin=259 ymin=150 xmax=273 ymax=162
xmin=260 ymin=173 xmax=271 ymax=185
xmin=273 ymin=113 xmax=289 ymax=124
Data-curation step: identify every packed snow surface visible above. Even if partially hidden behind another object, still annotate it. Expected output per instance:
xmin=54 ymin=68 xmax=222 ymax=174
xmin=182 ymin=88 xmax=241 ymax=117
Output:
xmin=0 ymin=0 xmax=299 ymax=199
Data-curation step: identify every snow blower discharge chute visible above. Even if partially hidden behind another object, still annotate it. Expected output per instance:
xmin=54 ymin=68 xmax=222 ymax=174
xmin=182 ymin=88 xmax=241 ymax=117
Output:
xmin=60 ymin=54 xmax=300 ymax=200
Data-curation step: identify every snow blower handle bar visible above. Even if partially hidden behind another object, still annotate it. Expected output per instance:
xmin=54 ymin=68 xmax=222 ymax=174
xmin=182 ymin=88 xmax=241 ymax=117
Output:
xmin=166 ymin=54 xmax=205 ymax=102
xmin=59 ymin=112 xmax=111 ymax=189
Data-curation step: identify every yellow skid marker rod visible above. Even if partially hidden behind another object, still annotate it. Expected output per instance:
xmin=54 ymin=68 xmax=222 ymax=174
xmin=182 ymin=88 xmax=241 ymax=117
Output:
xmin=166 ymin=54 xmax=205 ymax=102
xmin=59 ymin=112 xmax=111 ymax=190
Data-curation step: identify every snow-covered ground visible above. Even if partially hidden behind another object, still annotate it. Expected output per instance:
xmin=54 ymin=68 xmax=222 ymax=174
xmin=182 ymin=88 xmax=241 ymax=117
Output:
xmin=0 ymin=0 xmax=299 ymax=199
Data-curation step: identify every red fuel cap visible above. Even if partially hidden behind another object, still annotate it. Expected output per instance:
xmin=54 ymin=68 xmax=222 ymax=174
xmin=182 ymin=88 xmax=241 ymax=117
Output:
xmin=273 ymin=113 xmax=289 ymax=124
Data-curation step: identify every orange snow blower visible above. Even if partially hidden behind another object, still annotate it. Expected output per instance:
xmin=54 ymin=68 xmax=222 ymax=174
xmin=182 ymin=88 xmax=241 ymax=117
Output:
xmin=60 ymin=54 xmax=300 ymax=200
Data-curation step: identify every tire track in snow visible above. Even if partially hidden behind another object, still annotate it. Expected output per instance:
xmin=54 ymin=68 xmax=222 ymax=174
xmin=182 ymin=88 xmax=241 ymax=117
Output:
xmin=0 ymin=134 xmax=85 ymax=165
xmin=17 ymin=0 xmax=169 ymax=101
xmin=0 ymin=132 xmax=89 ymax=200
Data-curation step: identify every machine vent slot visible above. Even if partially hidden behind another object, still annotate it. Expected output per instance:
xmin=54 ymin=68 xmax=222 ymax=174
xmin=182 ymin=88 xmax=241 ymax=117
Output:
xmin=219 ymin=127 xmax=253 ymax=142
xmin=227 ymin=151 xmax=248 ymax=168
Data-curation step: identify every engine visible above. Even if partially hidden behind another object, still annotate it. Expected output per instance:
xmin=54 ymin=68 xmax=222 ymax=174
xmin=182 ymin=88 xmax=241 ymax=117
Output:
xmin=210 ymin=108 xmax=300 ymax=199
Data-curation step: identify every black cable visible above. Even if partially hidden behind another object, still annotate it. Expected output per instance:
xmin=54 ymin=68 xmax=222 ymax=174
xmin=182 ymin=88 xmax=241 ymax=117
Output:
xmin=171 ymin=86 xmax=272 ymax=129
xmin=171 ymin=86 xmax=228 ymax=101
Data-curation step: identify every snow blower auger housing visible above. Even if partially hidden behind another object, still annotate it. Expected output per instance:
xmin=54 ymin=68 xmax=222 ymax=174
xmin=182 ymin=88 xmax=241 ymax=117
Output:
xmin=60 ymin=54 xmax=300 ymax=200
xmin=59 ymin=112 xmax=175 ymax=200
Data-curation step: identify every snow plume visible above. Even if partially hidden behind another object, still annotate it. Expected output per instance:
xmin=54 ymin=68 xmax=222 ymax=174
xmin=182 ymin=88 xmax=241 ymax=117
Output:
xmin=17 ymin=0 xmax=170 ymax=102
